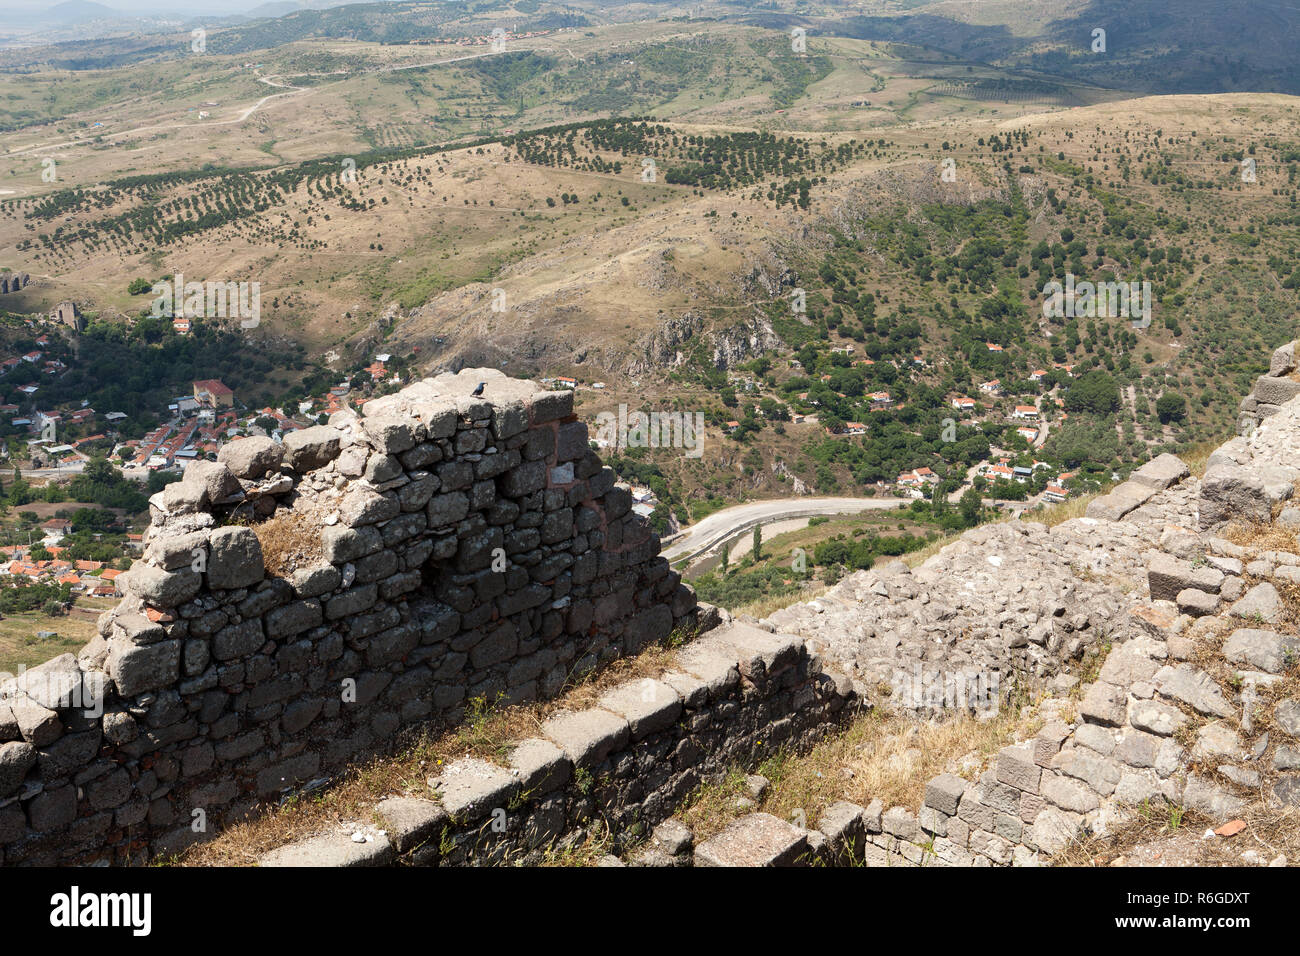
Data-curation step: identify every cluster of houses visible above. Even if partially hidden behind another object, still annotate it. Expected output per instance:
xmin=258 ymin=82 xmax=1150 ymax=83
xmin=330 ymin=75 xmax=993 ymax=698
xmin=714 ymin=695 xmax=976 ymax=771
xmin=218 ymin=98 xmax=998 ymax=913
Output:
xmin=628 ymin=485 xmax=659 ymax=521
xmin=976 ymin=459 xmax=1075 ymax=503
xmin=1 ymin=339 xmax=426 ymax=476
xmin=0 ymin=336 xmax=71 ymax=400
xmin=895 ymin=466 xmax=938 ymax=492
xmin=948 ymin=393 xmax=1045 ymax=445
xmin=0 ymin=542 xmax=124 ymax=597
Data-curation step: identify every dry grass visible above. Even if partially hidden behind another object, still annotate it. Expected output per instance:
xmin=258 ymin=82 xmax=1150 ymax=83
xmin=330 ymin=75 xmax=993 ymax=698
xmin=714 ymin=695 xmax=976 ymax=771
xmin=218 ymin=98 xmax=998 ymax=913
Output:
xmin=1222 ymin=519 xmax=1299 ymax=555
xmin=733 ymin=584 xmax=828 ymax=619
xmin=676 ymin=704 xmax=1038 ymax=844
xmin=178 ymin=631 xmax=692 ymax=866
xmin=251 ymin=510 xmax=325 ymax=577
xmin=1180 ymin=440 xmax=1219 ymax=479
xmin=537 ymin=823 xmax=617 ymax=867
xmin=1035 ymin=491 xmax=1100 ymax=529
xmin=0 ymin=610 xmax=96 ymax=674
xmin=902 ymin=532 xmax=958 ymax=568
xmin=1054 ymin=801 xmax=1213 ymax=866
xmin=1060 ymin=801 xmax=1299 ymax=867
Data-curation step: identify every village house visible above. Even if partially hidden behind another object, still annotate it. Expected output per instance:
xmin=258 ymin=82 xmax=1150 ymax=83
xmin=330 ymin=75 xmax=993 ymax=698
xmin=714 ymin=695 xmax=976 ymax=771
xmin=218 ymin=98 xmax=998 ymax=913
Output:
xmin=193 ymin=379 xmax=235 ymax=408
xmin=41 ymin=517 xmax=72 ymax=542
xmin=951 ymin=396 xmax=976 ymax=412
xmin=1012 ymin=405 xmax=1039 ymax=421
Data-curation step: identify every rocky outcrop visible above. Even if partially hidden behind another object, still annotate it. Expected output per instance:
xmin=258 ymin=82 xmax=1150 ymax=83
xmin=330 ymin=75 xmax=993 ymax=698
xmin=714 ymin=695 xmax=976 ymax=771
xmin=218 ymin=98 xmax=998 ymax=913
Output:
xmin=627 ymin=309 xmax=780 ymax=375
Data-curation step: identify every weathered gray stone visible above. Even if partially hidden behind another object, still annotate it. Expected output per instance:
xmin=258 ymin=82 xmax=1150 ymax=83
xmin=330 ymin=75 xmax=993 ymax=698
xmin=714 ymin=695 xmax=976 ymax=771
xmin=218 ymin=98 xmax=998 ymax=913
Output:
xmin=145 ymin=530 xmax=210 ymax=572
xmin=1029 ymin=805 xmax=1083 ymax=856
xmin=1272 ymin=698 xmax=1300 ymax=736
xmin=282 ymin=426 xmax=343 ymax=472
xmin=429 ymin=757 xmax=519 ymax=822
xmin=1183 ymin=774 xmax=1248 ymax=817
xmin=260 ymin=830 xmax=394 ymax=867
xmin=1080 ymin=681 xmax=1128 ymax=727
xmin=1129 ymin=453 xmax=1190 ymax=491
xmin=3 ymin=654 xmax=84 ymax=711
xmin=1153 ymin=664 xmax=1233 ymax=717
xmin=106 ymin=639 xmax=181 ymax=697
xmin=695 ymin=813 xmax=809 ymax=867
xmin=181 ymin=459 xmax=242 ymax=505
xmin=1229 ymin=583 xmax=1284 ymax=625
xmin=125 ymin=563 xmax=202 ymax=608
xmin=1223 ymin=628 xmax=1300 ymax=674
xmin=1200 ymin=463 xmax=1299 ymax=529
xmin=651 ymin=818 xmax=694 ymax=856
xmin=541 ymin=709 xmax=630 ymax=769
xmin=206 ymin=526 xmax=265 ymax=590
xmin=361 ymin=416 xmax=417 ymax=455
xmin=340 ymin=487 xmax=400 ymax=526
xmin=1253 ymin=374 xmax=1300 ymax=406
xmin=507 ymin=738 xmax=571 ymax=794
xmin=1269 ymin=341 xmax=1297 ymax=377
xmin=0 ymin=740 xmax=36 ymax=796
xmin=596 ymin=680 xmax=682 ymax=740
xmin=1128 ymin=699 xmax=1188 ymax=737
xmin=218 ymin=436 xmax=283 ymax=479
xmin=1147 ymin=553 xmax=1223 ymax=601
xmin=374 ymin=797 xmax=448 ymax=854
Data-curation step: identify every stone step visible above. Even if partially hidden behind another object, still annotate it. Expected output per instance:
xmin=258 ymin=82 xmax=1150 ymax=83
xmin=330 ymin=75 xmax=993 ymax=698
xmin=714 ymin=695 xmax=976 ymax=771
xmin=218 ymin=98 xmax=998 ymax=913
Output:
xmin=259 ymin=828 xmax=394 ymax=867
xmin=694 ymin=813 xmax=810 ymax=867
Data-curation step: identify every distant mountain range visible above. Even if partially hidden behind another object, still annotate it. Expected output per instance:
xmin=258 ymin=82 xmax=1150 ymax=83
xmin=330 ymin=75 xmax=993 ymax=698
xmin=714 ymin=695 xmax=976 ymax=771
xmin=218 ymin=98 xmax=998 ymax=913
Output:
xmin=0 ymin=0 xmax=392 ymax=44
xmin=2 ymin=0 xmax=1297 ymax=96
xmin=44 ymin=0 xmax=120 ymax=24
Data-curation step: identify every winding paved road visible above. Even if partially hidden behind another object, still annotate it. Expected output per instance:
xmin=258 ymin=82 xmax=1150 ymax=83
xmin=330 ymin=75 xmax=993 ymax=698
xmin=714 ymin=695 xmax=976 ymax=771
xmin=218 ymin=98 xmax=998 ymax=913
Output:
xmin=661 ymin=496 xmax=910 ymax=564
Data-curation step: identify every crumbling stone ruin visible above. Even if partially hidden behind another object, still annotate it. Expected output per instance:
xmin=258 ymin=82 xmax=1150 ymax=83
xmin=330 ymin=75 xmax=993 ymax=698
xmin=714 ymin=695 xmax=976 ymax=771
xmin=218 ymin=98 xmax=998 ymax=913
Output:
xmin=7 ymin=342 xmax=1300 ymax=866
xmin=264 ymin=618 xmax=856 ymax=866
xmin=0 ymin=369 xmax=706 ymax=864
xmin=0 ymin=272 xmax=28 ymax=295
xmin=715 ymin=338 xmax=1300 ymax=867
xmin=51 ymin=300 xmax=83 ymax=332
xmin=1237 ymin=338 xmax=1300 ymax=436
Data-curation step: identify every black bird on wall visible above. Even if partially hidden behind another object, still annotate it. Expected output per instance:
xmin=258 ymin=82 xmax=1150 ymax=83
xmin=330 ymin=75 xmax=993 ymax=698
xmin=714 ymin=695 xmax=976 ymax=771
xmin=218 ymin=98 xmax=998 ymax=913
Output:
xmin=471 ymin=382 xmax=486 ymax=397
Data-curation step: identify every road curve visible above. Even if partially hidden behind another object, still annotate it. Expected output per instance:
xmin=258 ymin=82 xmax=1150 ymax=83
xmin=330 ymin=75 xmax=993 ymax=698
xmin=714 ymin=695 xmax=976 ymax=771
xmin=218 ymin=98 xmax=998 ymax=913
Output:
xmin=661 ymin=495 xmax=910 ymax=564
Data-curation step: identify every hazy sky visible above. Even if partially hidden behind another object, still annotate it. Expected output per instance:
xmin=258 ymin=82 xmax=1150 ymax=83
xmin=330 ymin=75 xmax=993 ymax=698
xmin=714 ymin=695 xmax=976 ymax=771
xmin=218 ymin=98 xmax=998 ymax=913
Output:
xmin=0 ymin=0 xmax=384 ymax=15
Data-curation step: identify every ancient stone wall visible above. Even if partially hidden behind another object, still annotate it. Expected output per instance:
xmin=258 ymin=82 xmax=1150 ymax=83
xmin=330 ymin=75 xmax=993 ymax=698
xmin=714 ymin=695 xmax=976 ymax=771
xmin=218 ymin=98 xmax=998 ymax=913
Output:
xmin=0 ymin=369 xmax=698 ymax=865
xmin=0 ymin=272 xmax=27 ymax=294
xmin=261 ymin=622 xmax=858 ymax=866
xmin=756 ymin=339 xmax=1300 ymax=868
xmin=1237 ymin=339 xmax=1300 ymax=437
